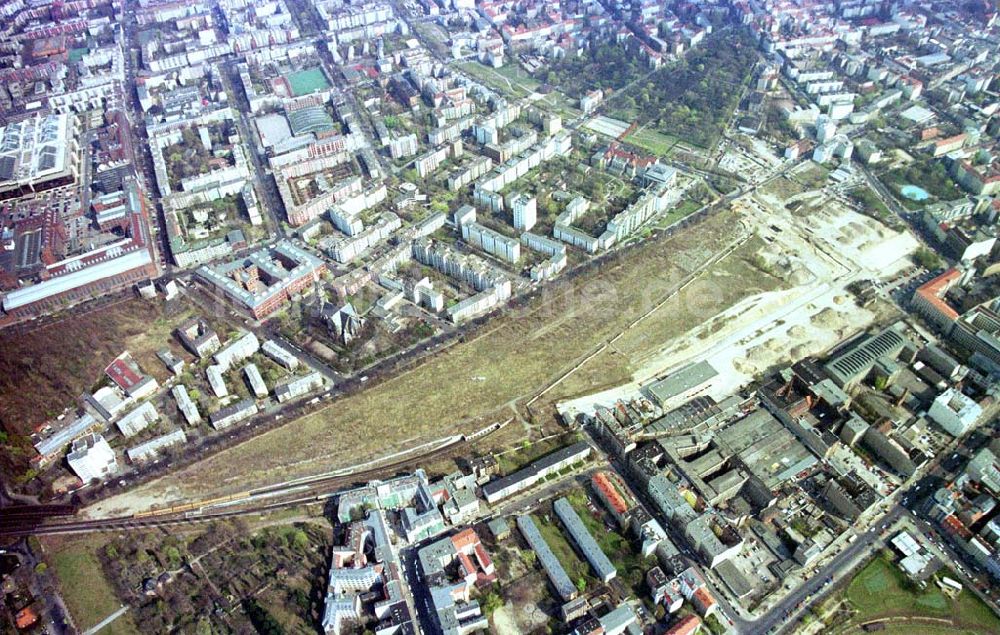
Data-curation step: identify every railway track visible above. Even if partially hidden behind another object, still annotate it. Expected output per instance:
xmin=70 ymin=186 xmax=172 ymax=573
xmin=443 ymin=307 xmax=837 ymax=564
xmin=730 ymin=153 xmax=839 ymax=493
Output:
xmin=0 ymin=427 xmax=489 ymax=538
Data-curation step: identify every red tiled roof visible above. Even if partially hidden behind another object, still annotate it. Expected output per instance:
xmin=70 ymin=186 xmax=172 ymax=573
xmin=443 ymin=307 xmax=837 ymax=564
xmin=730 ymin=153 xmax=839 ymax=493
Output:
xmin=665 ymin=615 xmax=702 ymax=635
xmin=105 ymin=356 xmax=142 ymax=391
xmin=914 ymin=268 xmax=961 ymax=322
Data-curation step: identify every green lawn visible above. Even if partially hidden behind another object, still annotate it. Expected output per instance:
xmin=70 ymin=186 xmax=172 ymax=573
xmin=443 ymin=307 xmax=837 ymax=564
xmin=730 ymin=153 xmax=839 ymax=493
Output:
xmin=44 ymin=536 xmax=140 ymax=634
xmin=880 ymin=160 xmax=964 ymax=209
xmin=533 ymin=513 xmax=595 ymax=592
xmin=456 ymin=61 xmax=539 ymax=99
xmin=841 ymin=555 xmax=1000 ymax=634
xmin=624 ymin=127 xmax=679 ymax=157
xmin=651 ymin=199 xmax=704 ymax=230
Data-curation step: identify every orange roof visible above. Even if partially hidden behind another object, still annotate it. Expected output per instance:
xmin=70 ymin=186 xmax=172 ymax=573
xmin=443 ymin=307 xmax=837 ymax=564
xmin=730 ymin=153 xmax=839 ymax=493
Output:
xmin=15 ymin=607 xmax=39 ymax=629
xmin=451 ymin=528 xmax=479 ymax=552
xmin=942 ymin=514 xmax=973 ymax=539
xmin=914 ymin=268 xmax=961 ymax=322
xmin=474 ymin=543 xmax=493 ymax=571
xmin=665 ymin=615 xmax=702 ymax=635
xmin=692 ymin=586 xmax=717 ymax=612
xmin=593 ymin=472 xmax=630 ymax=515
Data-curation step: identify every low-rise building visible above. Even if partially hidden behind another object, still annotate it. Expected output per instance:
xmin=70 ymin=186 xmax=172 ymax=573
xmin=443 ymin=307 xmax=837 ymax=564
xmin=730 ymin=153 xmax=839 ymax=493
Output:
xmin=210 ymin=398 xmax=258 ymax=430
xmin=244 ymin=364 xmax=268 ymax=398
xmin=275 ymin=371 xmax=324 ymax=403
xmin=172 ymin=385 xmax=201 ymax=425
xmin=214 ymin=331 xmax=260 ymax=371
xmin=115 ymin=402 xmax=160 ymax=438
xmin=482 ymin=442 xmax=592 ymax=503
xmin=554 ymin=498 xmax=617 ymax=582
xmin=516 ymin=515 xmax=577 ymax=602
xmin=127 ymin=429 xmax=187 ymax=463
xmin=262 ymin=339 xmax=300 ymax=370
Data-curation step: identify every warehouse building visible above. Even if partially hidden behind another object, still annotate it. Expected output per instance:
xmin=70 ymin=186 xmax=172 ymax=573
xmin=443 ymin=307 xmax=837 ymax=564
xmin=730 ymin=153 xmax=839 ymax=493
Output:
xmin=824 ymin=324 xmax=907 ymax=387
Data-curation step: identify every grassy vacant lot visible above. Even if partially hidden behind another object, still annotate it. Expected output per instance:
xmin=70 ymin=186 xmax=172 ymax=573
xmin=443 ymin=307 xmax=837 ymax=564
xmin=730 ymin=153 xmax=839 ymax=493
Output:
xmin=533 ymin=511 xmax=595 ymax=593
xmin=456 ymin=61 xmax=540 ymax=99
xmin=624 ymin=127 xmax=679 ymax=157
xmin=42 ymin=535 xmax=140 ymax=635
xmin=95 ymin=209 xmax=777 ymax=509
xmin=837 ymin=555 xmax=1000 ymax=634
xmin=495 ymin=432 xmax=583 ymax=476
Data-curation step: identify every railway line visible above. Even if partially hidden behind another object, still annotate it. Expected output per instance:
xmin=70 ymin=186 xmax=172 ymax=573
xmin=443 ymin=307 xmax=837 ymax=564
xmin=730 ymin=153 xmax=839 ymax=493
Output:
xmin=0 ymin=423 xmax=505 ymax=538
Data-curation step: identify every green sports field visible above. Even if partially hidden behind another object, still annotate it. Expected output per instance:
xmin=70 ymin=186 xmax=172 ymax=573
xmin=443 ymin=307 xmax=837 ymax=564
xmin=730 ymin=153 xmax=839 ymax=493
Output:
xmin=285 ymin=67 xmax=330 ymax=96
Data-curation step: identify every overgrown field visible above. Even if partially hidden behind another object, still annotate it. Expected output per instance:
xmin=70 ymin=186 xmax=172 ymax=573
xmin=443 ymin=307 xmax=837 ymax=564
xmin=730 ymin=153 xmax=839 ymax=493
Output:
xmin=93 ymin=207 xmax=784 ymax=511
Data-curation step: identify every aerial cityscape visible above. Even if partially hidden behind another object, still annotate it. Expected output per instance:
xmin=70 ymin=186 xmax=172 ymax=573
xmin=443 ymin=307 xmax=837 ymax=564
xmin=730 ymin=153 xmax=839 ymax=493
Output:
xmin=0 ymin=0 xmax=999 ymax=633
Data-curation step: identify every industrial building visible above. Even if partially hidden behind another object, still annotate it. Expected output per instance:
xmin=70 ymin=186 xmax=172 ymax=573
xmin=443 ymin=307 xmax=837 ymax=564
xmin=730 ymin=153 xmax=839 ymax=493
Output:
xmin=646 ymin=361 xmax=719 ymax=409
xmin=823 ymin=324 xmax=907 ymax=387
xmin=2 ymin=180 xmax=157 ymax=319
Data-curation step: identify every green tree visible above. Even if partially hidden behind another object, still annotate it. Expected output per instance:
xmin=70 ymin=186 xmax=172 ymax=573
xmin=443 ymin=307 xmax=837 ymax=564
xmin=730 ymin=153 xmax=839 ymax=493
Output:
xmin=575 ymin=577 xmax=586 ymax=592
xmin=195 ymin=617 xmax=213 ymax=635
xmin=244 ymin=600 xmax=285 ymax=635
xmin=481 ymin=591 xmax=504 ymax=617
xmin=913 ymin=247 xmax=943 ymax=270
xmin=292 ymin=529 xmax=310 ymax=552
xmin=164 ymin=546 xmax=182 ymax=568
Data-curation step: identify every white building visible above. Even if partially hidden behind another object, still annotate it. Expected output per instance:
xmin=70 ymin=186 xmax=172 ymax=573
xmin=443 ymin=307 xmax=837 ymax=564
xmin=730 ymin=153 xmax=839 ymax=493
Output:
xmin=127 ymin=429 xmax=187 ymax=463
xmin=206 ymin=364 xmax=229 ymax=398
xmin=511 ymin=193 xmax=537 ymax=231
xmin=275 ymin=371 xmax=324 ymax=403
xmin=115 ymin=402 xmax=160 ymax=438
xmin=172 ymin=385 xmax=201 ymax=425
xmin=67 ymin=434 xmax=118 ymax=483
xmin=244 ymin=363 xmax=269 ymax=398
xmin=928 ymin=388 xmax=982 ymax=436
xmin=214 ymin=331 xmax=260 ymax=371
